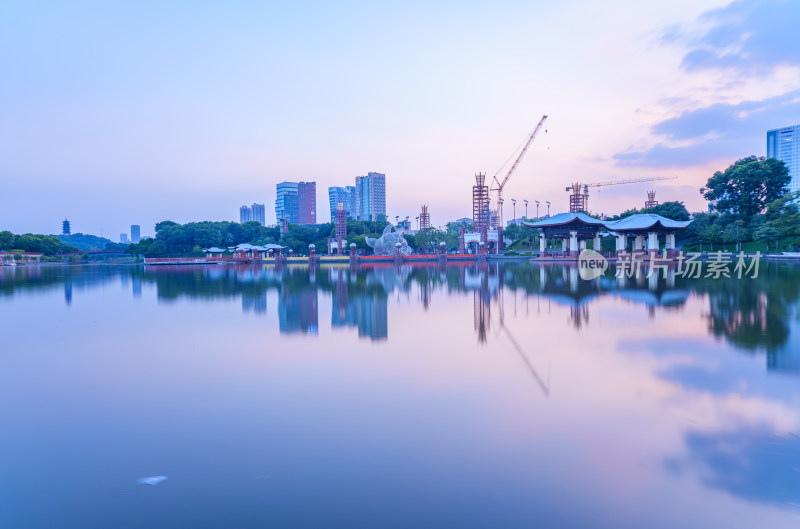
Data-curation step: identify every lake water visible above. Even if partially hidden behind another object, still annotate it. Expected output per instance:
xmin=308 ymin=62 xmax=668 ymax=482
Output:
xmin=2 ymin=262 xmax=800 ymax=528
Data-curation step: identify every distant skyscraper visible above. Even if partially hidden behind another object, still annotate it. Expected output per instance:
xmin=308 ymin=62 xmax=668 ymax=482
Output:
xmin=131 ymin=225 xmax=141 ymax=243
xmin=62 ymin=219 xmax=71 ymax=235
xmin=767 ymin=124 xmax=800 ymax=193
xmin=120 ymin=233 xmax=129 ymax=243
xmin=251 ymin=203 xmax=266 ymax=226
xmin=239 ymin=205 xmax=253 ymax=223
xmin=355 ymin=172 xmax=386 ymax=221
xmin=328 ymin=186 xmax=356 ymax=222
xmin=298 ymin=182 xmax=317 ymax=225
xmin=275 ymin=182 xmax=299 ymax=224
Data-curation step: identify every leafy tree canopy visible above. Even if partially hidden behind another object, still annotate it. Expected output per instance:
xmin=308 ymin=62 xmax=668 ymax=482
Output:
xmin=606 ymin=201 xmax=690 ymax=222
xmin=702 ymin=156 xmax=789 ymax=218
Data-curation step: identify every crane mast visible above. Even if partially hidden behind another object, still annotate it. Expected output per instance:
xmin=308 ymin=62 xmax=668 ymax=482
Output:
xmin=490 ymin=115 xmax=548 ymax=227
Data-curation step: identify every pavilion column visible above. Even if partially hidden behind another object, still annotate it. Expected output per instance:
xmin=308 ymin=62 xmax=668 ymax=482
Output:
xmin=562 ymin=238 xmax=567 ymax=252
xmin=665 ymin=233 xmax=675 ymax=250
xmin=648 ymin=232 xmax=659 ymax=253
xmin=616 ymin=233 xmax=627 ymax=253
xmin=539 ymin=236 xmax=546 ymax=253
xmin=579 ymin=239 xmax=586 ymax=251
xmin=569 ymin=231 xmax=578 ymax=254
xmin=593 ymin=233 xmax=602 ymax=253
xmin=633 ymin=235 xmax=644 ymax=251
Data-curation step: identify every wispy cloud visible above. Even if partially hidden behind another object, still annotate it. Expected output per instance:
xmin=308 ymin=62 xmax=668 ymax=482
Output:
xmin=616 ymin=0 xmax=800 ymax=168
xmin=678 ymin=0 xmax=800 ymax=75
xmin=616 ymin=89 xmax=800 ymax=167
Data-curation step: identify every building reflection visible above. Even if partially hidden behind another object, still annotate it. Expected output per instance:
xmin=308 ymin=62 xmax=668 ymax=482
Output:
xmin=242 ymin=292 xmax=267 ymax=314
xmin=279 ymin=288 xmax=318 ymax=335
xmin=132 ymin=275 xmax=142 ymax=298
xmin=330 ymin=268 xmax=388 ymax=341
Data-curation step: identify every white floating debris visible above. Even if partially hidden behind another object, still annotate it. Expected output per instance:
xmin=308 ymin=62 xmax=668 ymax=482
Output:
xmin=137 ymin=476 xmax=168 ymax=486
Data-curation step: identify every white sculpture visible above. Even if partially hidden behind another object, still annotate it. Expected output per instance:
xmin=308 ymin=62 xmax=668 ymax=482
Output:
xmin=366 ymin=225 xmax=412 ymax=256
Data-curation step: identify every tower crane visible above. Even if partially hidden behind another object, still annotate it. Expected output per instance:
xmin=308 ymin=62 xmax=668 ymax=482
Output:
xmin=490 ymin=115 xmax=548 ymax=227
xmin=566 ymin=176 xmax=677 ymax=213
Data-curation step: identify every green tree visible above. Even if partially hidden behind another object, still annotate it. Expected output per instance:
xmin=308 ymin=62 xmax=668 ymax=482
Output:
xmin=702 ymin=156 xmax=790 ymax=218
xmin=760 ymin=192 xmax=800 ymax=251
xmin=754 ymin=224 xmax=780 ymax=252
xmin=504 ymin=223 xmax=520 ymax=241
xmin=0 ymin=231 xmax=14 ymax=250
xmin=644 ymin=201 xmax=690 ymax=221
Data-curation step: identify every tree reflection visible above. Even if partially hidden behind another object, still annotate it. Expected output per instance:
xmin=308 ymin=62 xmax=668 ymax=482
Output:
xmin=691 ymin=263 xmax=800 ymax=368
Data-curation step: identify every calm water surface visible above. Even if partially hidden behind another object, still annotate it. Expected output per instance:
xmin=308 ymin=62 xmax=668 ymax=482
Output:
xmin=2 ymin=262 xmax=800 ymax=528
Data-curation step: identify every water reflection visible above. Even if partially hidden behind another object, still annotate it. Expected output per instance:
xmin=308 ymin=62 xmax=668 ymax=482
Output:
xmin=4 ymin=262 xmax=800 ymax=528
xmin=3 ymin=262 xmax=800 ymax=358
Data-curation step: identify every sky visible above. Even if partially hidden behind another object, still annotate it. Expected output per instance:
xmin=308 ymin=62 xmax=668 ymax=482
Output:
xmin=2 ymin=0 xmax=800 ymax=238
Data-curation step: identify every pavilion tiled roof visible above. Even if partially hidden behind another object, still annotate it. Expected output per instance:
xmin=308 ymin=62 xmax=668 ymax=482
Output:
xmin=602 ymin=214 xmax=692 ymax=232
xmin=521 ymin=212 xmax=607 ymax=228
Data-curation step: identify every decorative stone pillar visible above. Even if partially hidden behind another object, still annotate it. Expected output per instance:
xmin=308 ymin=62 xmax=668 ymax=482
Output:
xmin=478 ymin=241 xmax=487 ymax=261
xmin=497 ymin=226 xmax=504 ymax=252
xmin=309 ymin=243 xmax=316 ymax=264
xmin=438 ymin=241 xmax=447 ymax=266
xmin=349 ymin=242 xmax=358 ymax=266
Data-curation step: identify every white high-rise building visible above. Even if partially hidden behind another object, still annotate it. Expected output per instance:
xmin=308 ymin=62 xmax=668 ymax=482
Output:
xmin=251 ymin=203 xmax=265 ymax=226
xmin=239 ymin=205 xmax=253 ymax=223
xmin=355 ymin=172 xmax=386 ymax=221
xmin=767 ymin=125 xmax=800 ymax=193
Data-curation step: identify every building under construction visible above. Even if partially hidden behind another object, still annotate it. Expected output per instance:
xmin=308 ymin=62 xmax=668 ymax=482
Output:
xmin=473 ymin=173 xmax=490 ymax=231
xmin=565 ymin=177 xmax=677 ymax=213
xmin=419 ymin=205 xmax=431 ymax=229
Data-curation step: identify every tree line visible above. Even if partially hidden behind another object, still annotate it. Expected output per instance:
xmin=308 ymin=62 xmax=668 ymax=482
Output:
xmin=0 ymin=231 xmax=80 ymax=256
xmin=126 ymin=219 xmax=406 ymax=257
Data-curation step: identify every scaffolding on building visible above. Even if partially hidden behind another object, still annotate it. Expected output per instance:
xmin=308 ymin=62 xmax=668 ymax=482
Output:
xmin=419 ymin=205 xmax=431 ymax=229
xmin=334 ymin=203 xmax=347 ymax=240
xmin=644 ymin=190 xmax=658 ymax=209
xmin=473 ymin=173 xmax=490 ymax=231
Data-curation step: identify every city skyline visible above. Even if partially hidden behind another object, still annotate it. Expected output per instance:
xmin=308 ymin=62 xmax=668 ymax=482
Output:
xmin=3 ymin=1 xmax=800 ymax=237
